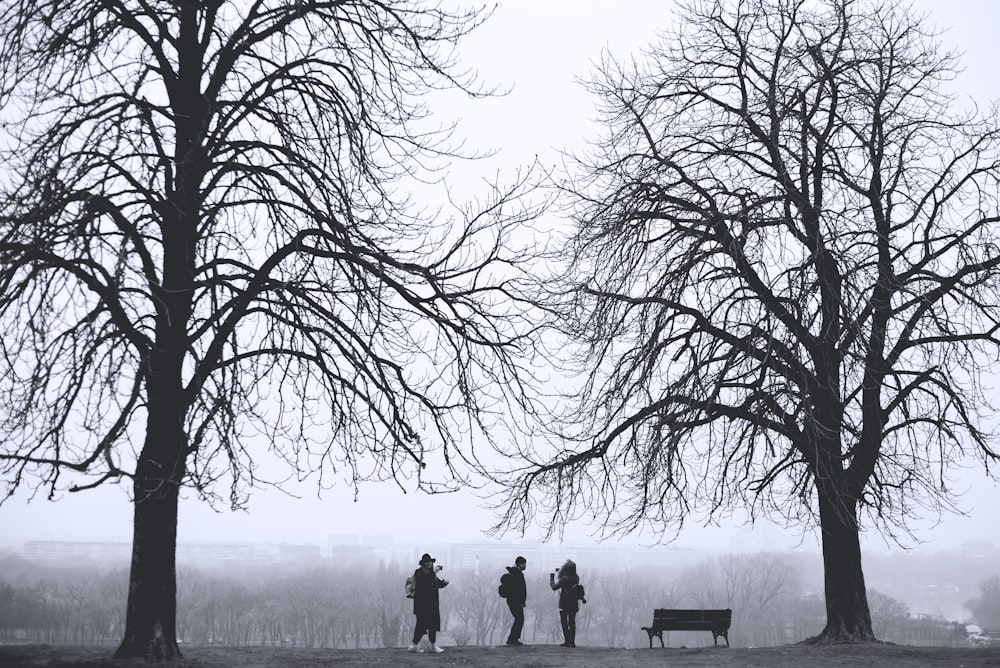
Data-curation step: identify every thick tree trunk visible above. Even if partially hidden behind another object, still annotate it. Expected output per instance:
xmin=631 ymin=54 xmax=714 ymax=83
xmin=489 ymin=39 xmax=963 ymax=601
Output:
xmin=113 ymin=409 xmax=187 ymax=660
xmin=805 ymin=488 xmax=876 ymax=643
xmin=114 ymin=30 xmax=200 ymax=651
xmin=113 ymin=477 xmax=182 ymax=659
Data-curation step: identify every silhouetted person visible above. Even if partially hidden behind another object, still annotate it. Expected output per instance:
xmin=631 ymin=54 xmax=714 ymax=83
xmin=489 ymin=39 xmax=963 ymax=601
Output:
xmin=549 ymin=559 xmax=580 ymax=647
xmin=409 ymin=553 xmax=449 ymax=653
xmin=503 ymin=556 xmax=528 ymax=646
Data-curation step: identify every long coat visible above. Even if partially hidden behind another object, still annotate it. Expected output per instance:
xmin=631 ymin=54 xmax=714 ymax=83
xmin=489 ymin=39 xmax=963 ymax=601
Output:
xmin=411 ymin=566 xmax=448 ymax=630
xmin=551 ymin=571 xmax=580 ymax=613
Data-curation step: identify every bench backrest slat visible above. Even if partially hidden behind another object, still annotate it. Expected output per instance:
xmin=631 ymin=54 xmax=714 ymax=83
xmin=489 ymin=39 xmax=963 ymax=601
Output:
xmin=653 ymin=608 xmax=731 ymax=622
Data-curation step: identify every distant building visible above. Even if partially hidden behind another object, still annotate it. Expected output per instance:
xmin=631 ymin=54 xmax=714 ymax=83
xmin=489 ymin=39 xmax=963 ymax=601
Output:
xmin=277 ymin=543 xmax=322 ymax=562
xmin=329 ymin=534 xmax=394 ymax=547
xmin=429 ymin=541 xmax=703 ymax=574
xmin=22 ymin=540 xmax=131 ymax=565
xmin=959 ymin=539 xmax=997 ymax=556
xmin=177 ymin=541 xmax=325 ymax=567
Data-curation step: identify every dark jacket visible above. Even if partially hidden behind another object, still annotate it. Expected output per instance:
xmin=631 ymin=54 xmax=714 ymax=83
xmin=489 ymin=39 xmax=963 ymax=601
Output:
xmin=504 ymin=566 xmax=527 ymax=607
xmin=411 ymin=566 xmax=448 ymax=623
xmin=550 ymin=571 xmax=580 ymax=613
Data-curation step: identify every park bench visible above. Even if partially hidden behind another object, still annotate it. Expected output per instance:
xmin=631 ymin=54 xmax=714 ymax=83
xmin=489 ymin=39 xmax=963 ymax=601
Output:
xmin=640 ymin=608 xmax=732 ymax=648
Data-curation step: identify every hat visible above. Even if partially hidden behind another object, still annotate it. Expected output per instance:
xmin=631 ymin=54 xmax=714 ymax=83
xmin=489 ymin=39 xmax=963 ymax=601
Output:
xmin=420 ymin=553 xmax=435 ymax=564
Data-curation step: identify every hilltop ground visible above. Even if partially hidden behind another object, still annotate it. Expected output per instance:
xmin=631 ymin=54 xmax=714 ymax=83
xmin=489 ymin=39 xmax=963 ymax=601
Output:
xmin=1 ymin=642 xmax=998 ymax=667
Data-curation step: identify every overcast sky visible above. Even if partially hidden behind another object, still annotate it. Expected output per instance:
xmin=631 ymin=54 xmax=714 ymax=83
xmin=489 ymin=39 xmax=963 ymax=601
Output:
xmin=2 ymin=0 xmax=999 ymax=554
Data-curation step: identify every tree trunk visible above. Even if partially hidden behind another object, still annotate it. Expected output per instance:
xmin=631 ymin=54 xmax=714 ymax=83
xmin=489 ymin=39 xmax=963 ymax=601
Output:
xmin=113 ymin=420 xmax=186 ymax=660
xmin=113 ymin=43 xmax=199 ymax=651
xmin=805 ymin=486 xmax=876 ymax=643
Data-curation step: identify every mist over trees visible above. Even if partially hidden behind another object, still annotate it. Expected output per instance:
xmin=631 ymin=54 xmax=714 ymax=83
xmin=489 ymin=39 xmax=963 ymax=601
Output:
xmin=496 ymin=0 xmax=1000 ymax=645
xmin=0 ymin=0 xmax=545 ymax=661
xmin=2 ymin=549 xmax=993 ymax=649
xmin=966 ymin=576 xmax=1000 ymax=633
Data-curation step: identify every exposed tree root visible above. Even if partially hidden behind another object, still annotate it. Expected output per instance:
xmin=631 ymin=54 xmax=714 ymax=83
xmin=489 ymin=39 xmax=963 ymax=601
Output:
xmin=798 ymin=628 xmax=886 ymax=645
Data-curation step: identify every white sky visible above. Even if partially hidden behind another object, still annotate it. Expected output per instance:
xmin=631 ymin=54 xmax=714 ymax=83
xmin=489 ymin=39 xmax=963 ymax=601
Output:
xmin=2 ymin=0 xmax=999 ymax=554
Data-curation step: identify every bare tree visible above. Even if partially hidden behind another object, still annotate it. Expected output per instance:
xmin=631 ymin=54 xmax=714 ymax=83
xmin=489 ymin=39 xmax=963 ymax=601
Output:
xmin=497 ymin=0 xmax=1000 ymax=643
xmin=449 ymin=568 xmax=506 ymax=646
xmin=675 ymin=554 xmax=799 ymax=647
xmin=0 ymin=0 xmax=544 ymax=660
xmin=525 ymin=572 xmax=561 ymax=644
xmin=965 ymin=575 xmax=1000 ymax=632
xmin=867 ymin=589 xmax=908 ymax=640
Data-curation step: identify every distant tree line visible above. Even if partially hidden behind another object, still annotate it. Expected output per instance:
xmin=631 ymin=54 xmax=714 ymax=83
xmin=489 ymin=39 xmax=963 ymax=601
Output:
xmin=2 ymin=552 xmax=994 ymax=649
xmin=966 ymin=576 xmax=1000 ymax=634
xmin=0 ymin=564 xmax=127 ymax=645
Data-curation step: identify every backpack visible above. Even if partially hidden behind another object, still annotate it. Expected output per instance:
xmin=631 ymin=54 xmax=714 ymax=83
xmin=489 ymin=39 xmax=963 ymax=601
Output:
xmin=572 ymin=583 xmax=586 ymax=603
xmin=498 ymin=572 xmax=510 ymax=598
xmin=405 ymin=574 xmax=415 ymax=599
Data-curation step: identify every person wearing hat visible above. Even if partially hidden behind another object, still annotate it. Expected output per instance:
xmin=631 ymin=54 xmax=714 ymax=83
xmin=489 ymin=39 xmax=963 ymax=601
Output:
xmin=408 ymin=552 xmax=449 ymax=653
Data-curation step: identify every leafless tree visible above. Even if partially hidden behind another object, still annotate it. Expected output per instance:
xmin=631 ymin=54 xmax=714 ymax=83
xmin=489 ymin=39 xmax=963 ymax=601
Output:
xmin=965 ymin=575 xmax=1000 ymax=632
xmin=496 ymin=0 xmax=1000 ymax=643
xmin=449 ymin=568 xmax=506 ymax=645
xmin=525 ymin=572 xmax=561 ymax=644
xmin=0 ymin=0 xmax=545 ymax=660
xmin=584 ymin=569 xmax=661 ymax=648
xmin=675 ymin=554 xmax=799 ymax=647
xmin=867 ymin=589 xmax=908 ymax=639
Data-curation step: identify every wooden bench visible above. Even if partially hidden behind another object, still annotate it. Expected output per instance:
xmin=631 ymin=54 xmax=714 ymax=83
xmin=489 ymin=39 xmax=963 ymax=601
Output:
xmin=640 ymin=608 xmax=732 ymax=648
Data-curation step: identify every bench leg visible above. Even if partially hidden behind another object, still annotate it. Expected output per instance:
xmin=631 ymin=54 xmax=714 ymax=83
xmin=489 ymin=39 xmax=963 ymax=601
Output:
xmin=712 ymin=630 xmax=730 ymax=647
xmin=642 ymin=629 xmax=665 ymax=648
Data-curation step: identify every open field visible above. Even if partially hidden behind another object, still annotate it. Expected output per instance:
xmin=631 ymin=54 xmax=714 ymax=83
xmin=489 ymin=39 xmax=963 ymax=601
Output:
xmin=1 ymin=643 xmax=998 ymax=667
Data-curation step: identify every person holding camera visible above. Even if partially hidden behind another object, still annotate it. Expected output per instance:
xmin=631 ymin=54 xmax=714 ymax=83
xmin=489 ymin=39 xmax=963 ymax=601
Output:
xmin=549 ymin=559 xmax=581 ymax=647
xmin=408 ymin=553 xmax=449 ymax=653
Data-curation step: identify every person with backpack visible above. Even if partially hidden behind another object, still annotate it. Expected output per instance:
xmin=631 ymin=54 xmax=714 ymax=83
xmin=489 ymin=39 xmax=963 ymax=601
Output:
xmin=408 ymin=553 xmax=449 ymax=653
xmin=549 ymin=559 xmax=584 ymax=648
xmin=499 ymin=556 xmax=528 ymax=646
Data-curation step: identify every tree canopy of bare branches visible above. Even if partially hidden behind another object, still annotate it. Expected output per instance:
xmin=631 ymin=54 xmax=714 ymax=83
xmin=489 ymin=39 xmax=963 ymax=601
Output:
xmin=0 ymin=0 xmax=544 ymax=660
xmin=497 ymin=0 xmax=1000 ymax=643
